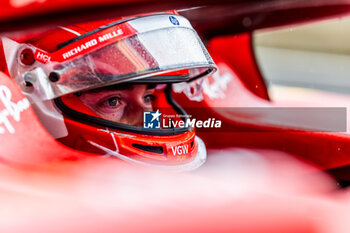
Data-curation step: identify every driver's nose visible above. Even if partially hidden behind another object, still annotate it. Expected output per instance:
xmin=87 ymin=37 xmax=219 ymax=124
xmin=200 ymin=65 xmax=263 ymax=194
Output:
xmin=122 ymin=86 xmax=153 ymax=126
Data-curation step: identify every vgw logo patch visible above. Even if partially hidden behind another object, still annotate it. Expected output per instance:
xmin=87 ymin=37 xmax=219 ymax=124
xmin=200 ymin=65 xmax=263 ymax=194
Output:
xmin=143 ymin=110 xmax=161 ymax=129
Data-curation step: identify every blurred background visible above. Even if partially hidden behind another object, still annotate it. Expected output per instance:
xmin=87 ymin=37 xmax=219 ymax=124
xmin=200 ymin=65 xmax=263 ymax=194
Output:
xmin=254 ymin=17 xmax=350 ymax=101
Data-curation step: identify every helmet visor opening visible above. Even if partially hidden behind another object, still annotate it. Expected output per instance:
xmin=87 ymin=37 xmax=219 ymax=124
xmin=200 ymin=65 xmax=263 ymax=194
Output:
xmin=55 ymin=83 xmax=191 ymax=136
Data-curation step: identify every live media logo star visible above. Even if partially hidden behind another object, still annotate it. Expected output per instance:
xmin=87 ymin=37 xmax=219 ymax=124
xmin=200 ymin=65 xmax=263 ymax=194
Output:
xmin=143 ymin=110 xmax=161 ymax=129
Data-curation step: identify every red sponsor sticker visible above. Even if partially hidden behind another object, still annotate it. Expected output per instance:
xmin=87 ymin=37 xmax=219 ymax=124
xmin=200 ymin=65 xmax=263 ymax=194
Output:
xmin=34 ymin=50 xmax=51 ymax=64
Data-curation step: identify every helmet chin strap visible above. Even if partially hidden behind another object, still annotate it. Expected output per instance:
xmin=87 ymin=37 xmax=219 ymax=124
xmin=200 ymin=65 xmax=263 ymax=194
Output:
xmin=87 ymin=136 xmax=207 ymax=172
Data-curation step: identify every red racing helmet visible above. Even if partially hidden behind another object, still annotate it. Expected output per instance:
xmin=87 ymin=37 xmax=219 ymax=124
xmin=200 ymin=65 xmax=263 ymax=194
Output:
xmin=1 ymin=11 xmax=217 ymax=170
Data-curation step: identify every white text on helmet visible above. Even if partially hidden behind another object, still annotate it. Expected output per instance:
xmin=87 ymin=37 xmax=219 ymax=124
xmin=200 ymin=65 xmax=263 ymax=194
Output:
xmin=98 ymin=29 xmax=123 ymax=42
xmin=171 ymin=145 xmax=189 ymax=156
xmin=36 ymin=51 xmax=51 ymax=63
xmin=62 ymin=39 xmax=98 ymax=60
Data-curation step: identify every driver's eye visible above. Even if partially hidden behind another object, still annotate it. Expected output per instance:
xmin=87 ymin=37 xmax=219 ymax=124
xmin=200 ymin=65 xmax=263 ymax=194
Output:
xmin=143 ymin=94 xmax=155 ymax=104
xmin=107 ymin=96 xmax=121 ymax=107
